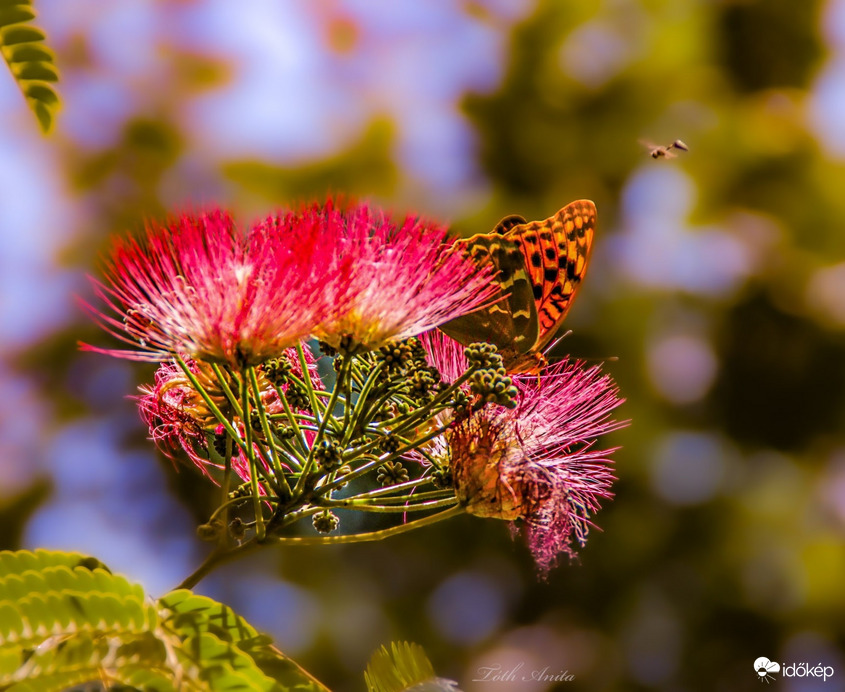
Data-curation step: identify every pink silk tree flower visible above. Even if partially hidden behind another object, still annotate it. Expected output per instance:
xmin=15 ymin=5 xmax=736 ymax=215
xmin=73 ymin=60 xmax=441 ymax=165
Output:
xmin=137 ymin=359 xmax=222 ymax=478
xmin=419 ymin=329 xmax=470 ymax=383
xmin=422 ymin=330 xmax=626 ymax=573
xmin=274 ymin=200 xmax=500 ymax=353
xmin=82 ymin=209 xmax=350 ymax=366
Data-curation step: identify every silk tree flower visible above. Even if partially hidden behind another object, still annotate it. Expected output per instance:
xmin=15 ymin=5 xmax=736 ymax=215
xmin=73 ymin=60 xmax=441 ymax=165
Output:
xmin=82 ymin=209 xmax=351 ymax=366
xmin=138 ymin=346 xmax=317 ymax=480
xmin=272 ymin=200 xmax=500 ymax=353
xmin=419 ymin=329 xmax=469 ymax=383
xmin=137 ymin=359 xmax=222 ymax=477
xmin=422 ymin=330 xmax=626 ymax=573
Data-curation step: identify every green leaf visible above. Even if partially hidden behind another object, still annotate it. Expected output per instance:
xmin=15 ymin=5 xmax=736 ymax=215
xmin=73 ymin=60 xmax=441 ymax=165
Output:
xmin=0 ymin=552 xmax=158 ymax=659
xmin=365 ymin=642 xmax=460 ymax=692
xmin=0 ymin=602 xmax=23 ymax=643
xmin=4 ymin=43 xmax=51 ymax=63
xmin=173 ymin=631 xmax=285 ymax=691
xmin=0 ymin=6 xmax=35 ymax=27
xmin=13 ymin=61 xmax=57 ymax=81
xmin=0 ymin=549 xmax=92 ymax=577
xmin=23 ymin=82 xmax=59 ymax=107
xmin=0 ymin=25 xmax=44 ymax=45
xmin=159 ymin=590 xmax=330 ymax=692
xmin=0 ymin=644 xmax=22 ymax=677
xmin=5 ymin=669 xmax=108 ymax=692
xmin=0 ymin=0 xmax=60 ymax=133
xmin=117 ymin=667 xmax=181 ymax=692
xmin=0 ymin=551 xmax=329 ymax=691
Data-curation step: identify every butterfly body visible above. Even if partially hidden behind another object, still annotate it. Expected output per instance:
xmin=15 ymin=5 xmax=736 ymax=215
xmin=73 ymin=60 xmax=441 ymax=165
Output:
xmin=437 ymin=232 xmax=539 ymax=367
xmin=440 ymin=200 xmax=596 ymax=374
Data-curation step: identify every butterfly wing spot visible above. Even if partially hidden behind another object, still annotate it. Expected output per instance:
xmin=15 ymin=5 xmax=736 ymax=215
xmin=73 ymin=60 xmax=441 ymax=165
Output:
xmin=494 ymin=214 xmax=528 ymax=235
xmin=506 ymin=248 xmax=524 ymax=263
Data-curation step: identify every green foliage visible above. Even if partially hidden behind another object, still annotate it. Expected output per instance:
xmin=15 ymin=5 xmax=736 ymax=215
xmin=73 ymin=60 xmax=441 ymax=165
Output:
xmin=0 ymin=550 xmax=329 ymax=692
xmin=364 ymin=642 xmax=457 ymax=692
xmin=223 ymin=117 xmax=397 ymax=204
xmin=159 ymin=590 xmax=328 ymax=692
xmin=0 ymin=0 xmax=60 ymax=133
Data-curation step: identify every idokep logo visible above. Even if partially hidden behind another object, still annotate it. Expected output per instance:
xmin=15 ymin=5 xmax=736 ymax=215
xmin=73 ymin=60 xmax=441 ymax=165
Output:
xmin=754 ymin=658 xmax=780 ymax=683
xmin=754 ymin=657 xmax=835 ymax=684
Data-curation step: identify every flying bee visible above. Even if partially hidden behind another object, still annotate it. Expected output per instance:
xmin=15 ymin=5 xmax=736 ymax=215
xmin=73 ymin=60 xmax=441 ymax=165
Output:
xmin=641 ymin=138 xmax=689 ymax=159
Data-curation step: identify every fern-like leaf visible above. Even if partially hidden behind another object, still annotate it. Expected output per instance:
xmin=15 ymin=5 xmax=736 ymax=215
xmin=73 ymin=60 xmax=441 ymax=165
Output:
xmin=0 ymin=0 xmax=60 ymax=133
xmin=160 ymin=590 xmax=330 ymax=692
xmin=0 ymin=550 xmax=330 ymax=691
xmin=365 ymin=642 xmax=460 ymax=692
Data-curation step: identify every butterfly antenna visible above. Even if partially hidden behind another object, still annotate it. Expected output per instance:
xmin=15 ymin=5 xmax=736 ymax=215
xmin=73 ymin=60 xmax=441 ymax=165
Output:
xmin=542 ymin=330 xmax=573 ymax=357
xmin=579 ymin=355 xmax=620 ymax=364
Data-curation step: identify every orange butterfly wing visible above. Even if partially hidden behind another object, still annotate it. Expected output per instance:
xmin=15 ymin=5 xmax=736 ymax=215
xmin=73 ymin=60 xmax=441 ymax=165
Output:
xmin=505 ymin=199 xmax=596 ymax=354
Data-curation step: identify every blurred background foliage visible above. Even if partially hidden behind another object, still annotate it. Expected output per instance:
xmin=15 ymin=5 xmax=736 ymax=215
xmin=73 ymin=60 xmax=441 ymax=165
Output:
xmin=1 ymin=0 xmax=845 ymax=690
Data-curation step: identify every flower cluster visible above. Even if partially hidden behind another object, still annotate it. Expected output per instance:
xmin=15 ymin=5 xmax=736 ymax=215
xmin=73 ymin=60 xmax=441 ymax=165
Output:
xmin=422 ymin=331 xmax=624 ymax=573
xmin=84 ymin=198 xmax=625 ymax=574
xmin=82 ymin=200 xmax=497 ymax=364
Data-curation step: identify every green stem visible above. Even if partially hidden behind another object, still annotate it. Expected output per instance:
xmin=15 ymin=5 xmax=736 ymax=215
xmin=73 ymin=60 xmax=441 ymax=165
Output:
xmin=341 ymin=486 xmax=452 ymax=503
xmin=323 ymin=497 xmax=457 ymax=513
xmin=207 ymin=494 xmax=252 ymax=525
xmin=296 ymin=342 xmax=323 ymax=418
xmin=249 ymin=368 xmax=291 ymax=496
xmin=175 ymin=540 xmax=262 ymax=590
xmin=295 ymin=355 xmax=349 ymax=495
xmin=314 ymin=421 xmax=439 ymax=499
xmin=315 ymin=455 xmax=383 ymax=497
xmin=218 ymin=435 xmax=234 ymax=548
xmin=331 ymin=418 xmax=453 ymax=492
xmin=174 ymin=357 xmax=246 ymax=455
xmin=380 ymin=371 xmax=472 ymax=434
xmin=342 ymin=355 xmax=388 ymax=437
xmin=210 ymin=363 xmax=243 ymax=419
xmin=177 ymin=505 xmax=464 ymax=589
xmin=240 ymin=368 xmax=265 ymax=541
xmin=272 ymin=383 xmax=308 ymax=467
xmin=342 ymin=364 xmax=355 ymax=439
xmin=209 ymin=363 xmax=277 ymax=484
xmin=270 ymin=506 xmax=463 ymax=545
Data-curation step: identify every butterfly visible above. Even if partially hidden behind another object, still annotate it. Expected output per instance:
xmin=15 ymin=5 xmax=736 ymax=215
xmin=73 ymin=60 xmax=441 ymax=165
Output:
xmin=439 ymin=200 xmax=596 ymax=374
